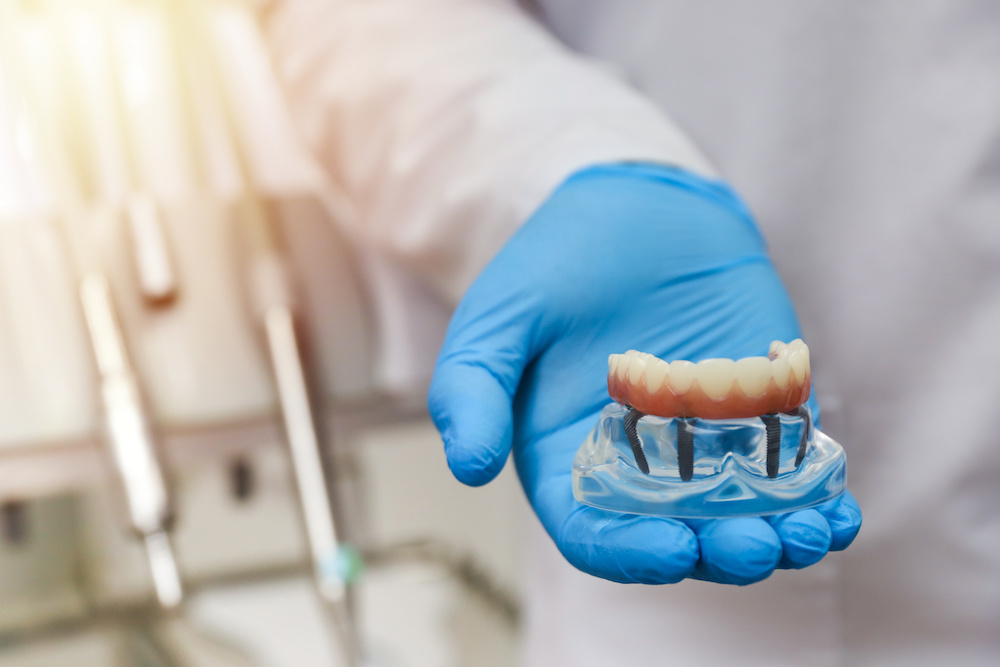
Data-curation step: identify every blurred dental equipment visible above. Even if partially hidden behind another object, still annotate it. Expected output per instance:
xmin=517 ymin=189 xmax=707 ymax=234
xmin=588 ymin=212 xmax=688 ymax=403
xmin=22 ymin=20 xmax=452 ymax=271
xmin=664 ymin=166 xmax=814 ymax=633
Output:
xmin=167 ymin=0 xmax=360 ymax=658
xmin=0 ymin=2 xmax=184 ymax=610
xmin=0 ymin=1 xmax=523 ymax=664
xmin=99 ymin=3 xmax=180 ymax=305
xmin=0 ymin=0 xmax=360 ymax=648
xmin=81 ymin=273 xmax=184 ymax=608
xmin=4 ymin=0 xmax=359 ymax=651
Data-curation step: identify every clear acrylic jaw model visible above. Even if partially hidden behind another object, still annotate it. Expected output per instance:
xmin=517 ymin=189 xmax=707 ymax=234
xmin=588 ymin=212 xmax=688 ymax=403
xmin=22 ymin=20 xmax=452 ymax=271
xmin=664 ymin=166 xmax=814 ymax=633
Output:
xmin=573 ymin=402 xmax=847 ymax=519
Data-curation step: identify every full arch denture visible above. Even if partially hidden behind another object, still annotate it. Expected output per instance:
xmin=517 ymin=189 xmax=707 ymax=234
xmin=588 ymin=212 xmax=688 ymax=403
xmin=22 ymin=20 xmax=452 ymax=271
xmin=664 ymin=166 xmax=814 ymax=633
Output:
xmin=608 ymin=340 xmax=812 ymax=479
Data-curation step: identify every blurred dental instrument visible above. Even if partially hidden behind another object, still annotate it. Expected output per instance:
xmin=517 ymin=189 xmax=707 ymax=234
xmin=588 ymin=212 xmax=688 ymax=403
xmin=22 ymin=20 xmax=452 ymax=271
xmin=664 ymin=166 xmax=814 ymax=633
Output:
xmin=103 ymin=0 xmax=184 ymax=305
xmin=81 ymin=272 xmax=183 ymax=610
xmin=0 ymin=2 xmax=183 ymax=610
xmin=166 ymin=1 xmax=362 ymax=662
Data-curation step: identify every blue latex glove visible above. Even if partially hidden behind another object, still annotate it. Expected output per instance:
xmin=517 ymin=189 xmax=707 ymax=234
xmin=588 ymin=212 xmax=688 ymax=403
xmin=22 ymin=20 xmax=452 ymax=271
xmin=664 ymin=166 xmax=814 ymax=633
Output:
xmin=428 ymin=163 xmax=862 ymax=585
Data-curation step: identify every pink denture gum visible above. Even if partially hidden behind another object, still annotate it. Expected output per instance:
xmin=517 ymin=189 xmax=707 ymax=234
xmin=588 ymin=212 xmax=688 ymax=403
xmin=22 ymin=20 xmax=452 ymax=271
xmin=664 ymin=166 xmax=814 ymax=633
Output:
xmin=607 ymin=340 xmax=810 ymax=419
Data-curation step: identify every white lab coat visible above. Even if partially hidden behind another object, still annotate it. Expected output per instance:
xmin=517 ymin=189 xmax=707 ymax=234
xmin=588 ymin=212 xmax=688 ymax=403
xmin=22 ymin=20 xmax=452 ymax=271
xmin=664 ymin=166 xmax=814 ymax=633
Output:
xmin=267 ymin=1 xmax=1000 ymax=665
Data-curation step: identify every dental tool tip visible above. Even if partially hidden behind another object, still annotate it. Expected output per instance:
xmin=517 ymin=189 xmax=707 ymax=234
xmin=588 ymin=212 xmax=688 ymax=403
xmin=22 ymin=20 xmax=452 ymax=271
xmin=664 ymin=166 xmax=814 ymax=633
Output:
xmin=144 ymin=530 xmax=183 ymax=611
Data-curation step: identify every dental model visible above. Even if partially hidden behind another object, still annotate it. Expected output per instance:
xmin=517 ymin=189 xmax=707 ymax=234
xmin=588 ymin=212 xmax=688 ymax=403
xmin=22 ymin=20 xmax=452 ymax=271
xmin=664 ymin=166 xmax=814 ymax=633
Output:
xmin=574 ymin=339 xmax=846 ymax=518
xmin=607 ymin=340 xmax=812 ymax=480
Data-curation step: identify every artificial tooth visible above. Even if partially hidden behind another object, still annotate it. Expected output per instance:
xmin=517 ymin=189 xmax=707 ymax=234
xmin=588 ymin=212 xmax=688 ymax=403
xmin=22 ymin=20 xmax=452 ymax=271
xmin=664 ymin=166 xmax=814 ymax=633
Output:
xmin=769 ymin=340 xmax=788 ymax=360
xmin=697 ymin=358 xmax=736 ymax=400
xmin=627 ymin=355 xmax=646 ymax=383
xmin=771 ymin=358 xmax=791 ymax=389
xmin=608 ymin=355 xmax=618 ymax=375
xmin=668 ymin=360 xmax=697 ymax=393
xmin=616 ymin=355 xmax=629 ymax=382
xmin=644 ymin=358 xmax=670 ymax=393
xmin=788 ymin=348 xmax=809 ymax=383
xmin=735 ymin=356 xmax=772 ymax=397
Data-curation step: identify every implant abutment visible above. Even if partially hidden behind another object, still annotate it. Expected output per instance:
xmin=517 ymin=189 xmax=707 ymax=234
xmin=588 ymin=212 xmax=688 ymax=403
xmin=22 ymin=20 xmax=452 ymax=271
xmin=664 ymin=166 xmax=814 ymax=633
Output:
xmin=786 ymin=406 xmax=812 ymax=468
xmin=676 ymin=417 xmax=695 ymax=482
xmin=623 ymin=407 xmax=650 ymax=474
xmin=761 ymin=413 xmax=781 ymax=478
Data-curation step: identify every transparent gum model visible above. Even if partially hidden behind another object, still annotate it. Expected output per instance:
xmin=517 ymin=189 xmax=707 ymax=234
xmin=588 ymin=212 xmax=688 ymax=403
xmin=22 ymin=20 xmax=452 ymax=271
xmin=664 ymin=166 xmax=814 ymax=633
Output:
xmin=573 ymin=342 xmax=847 ymax=518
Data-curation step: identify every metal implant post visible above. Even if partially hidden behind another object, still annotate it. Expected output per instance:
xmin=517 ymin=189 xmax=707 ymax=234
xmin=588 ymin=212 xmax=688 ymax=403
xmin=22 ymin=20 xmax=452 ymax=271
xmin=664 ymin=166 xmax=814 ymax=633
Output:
xmin=623 ymin=407 xmax=650 ymax=474
xmin=676 ymin=418 xmax=695 ymax=482
xmin=761 ymin=413 xmax=782 ymax=478
xmin=786 ymin=405 xmax=813 ymax=468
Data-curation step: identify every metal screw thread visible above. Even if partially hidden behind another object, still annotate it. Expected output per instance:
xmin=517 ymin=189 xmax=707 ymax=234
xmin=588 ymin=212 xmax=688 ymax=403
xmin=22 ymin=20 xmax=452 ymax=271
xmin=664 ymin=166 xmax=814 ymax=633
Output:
xmin=762 ymin=413 xmax=782 ymax=478
xmin=792 ymin=406 xmax=812 ymax=468
xmin=623 ymin=408 xmax=650 ymax=474
xmin=676 ymin=418 xmax=694 ymax=482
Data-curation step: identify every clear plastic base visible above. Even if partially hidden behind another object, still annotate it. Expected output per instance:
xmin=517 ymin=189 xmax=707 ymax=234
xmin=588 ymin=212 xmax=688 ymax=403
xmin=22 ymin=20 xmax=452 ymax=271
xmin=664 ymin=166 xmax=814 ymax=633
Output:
xmin=573 ymin=403 xmax=846 ymax=518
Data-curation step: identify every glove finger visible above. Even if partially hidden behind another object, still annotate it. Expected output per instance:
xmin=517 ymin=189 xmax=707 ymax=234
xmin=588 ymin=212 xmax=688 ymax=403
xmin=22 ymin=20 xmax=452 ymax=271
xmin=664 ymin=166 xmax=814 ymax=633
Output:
xmin=814 ymin=490 xmax=862 ymax=551
xmin=429 ymin=363 xmax=515 ymax=486
xmin=766 ymin=509 xmax=833 ymax=569
xmin=557 ymin=506 xmax=699 ymax=584
xmin=689 ymin=518 xmax=782 ymax=585
xmin=429 ymin=282 xmax=544 ymax=486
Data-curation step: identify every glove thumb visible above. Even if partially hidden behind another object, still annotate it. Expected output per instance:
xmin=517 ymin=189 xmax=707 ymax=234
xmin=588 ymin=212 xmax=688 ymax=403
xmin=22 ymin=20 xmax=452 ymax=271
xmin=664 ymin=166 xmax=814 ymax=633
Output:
xmin=428 ymin=287 xmax=541 ymax=486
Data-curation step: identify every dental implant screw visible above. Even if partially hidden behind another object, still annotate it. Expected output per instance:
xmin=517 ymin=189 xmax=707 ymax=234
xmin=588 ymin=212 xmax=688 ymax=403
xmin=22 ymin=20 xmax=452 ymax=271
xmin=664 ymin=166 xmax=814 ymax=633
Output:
xmin=761 ymin=413 xmax=782 ymax=478
xmin=787 ymin=406 xmax=812 ymax=468
xmin=623 ymin=407 xmax=650 ymax=475
xmin=676 ymin=418 xmax=695 ymax=482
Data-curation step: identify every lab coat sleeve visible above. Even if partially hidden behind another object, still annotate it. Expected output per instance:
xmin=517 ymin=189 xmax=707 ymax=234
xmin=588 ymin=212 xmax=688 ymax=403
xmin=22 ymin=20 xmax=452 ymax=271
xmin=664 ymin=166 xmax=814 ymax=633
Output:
xmin=265 ymin=0 xmax=714 ymax=305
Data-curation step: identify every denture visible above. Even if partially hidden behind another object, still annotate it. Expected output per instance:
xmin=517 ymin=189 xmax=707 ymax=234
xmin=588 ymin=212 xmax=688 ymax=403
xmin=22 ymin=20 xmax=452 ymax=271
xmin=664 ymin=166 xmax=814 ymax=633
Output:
xmin=607 ymin=340 xmax=812 ymax=479
xmin=608 ymin=339 xmax=810 ymax=420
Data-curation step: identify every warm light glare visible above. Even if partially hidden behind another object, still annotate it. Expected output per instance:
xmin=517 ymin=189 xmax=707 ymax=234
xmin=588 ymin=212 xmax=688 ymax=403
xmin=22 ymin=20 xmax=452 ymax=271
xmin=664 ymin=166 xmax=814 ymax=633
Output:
xmin=0 ymin=70 xmax=50 ymax=217
xmin=119 ymin=21 xmax=154 ymax=111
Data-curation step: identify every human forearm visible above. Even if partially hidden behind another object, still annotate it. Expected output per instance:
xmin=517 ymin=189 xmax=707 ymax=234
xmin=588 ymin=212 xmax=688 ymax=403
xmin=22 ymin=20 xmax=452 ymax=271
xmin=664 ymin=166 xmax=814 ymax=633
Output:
xmin=266 ymin=0 xmax=713 ymax=302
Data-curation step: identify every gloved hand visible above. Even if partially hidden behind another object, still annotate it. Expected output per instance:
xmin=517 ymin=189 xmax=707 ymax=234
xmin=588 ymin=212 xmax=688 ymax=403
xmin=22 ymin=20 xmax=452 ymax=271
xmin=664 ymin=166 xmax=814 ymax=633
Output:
xmin=428 ymin=163 xmax=862 ymax=585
